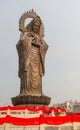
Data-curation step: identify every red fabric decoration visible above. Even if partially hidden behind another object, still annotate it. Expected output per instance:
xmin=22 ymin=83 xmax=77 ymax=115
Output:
xmin=45 ymin=115 xmax=72 ymax=125
xmin=0 ymin=114 xmax=80 ymax=126
xmin=0 ymin=105 xmax=66 ymax=114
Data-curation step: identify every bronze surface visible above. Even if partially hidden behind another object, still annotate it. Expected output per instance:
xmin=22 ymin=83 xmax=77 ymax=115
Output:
xmin=11 ymin=10 xmax=51 ymax=105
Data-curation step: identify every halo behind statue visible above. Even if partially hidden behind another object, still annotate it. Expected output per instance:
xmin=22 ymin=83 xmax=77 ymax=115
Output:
xmin=19 ymin=9 xmax=44 ymax=38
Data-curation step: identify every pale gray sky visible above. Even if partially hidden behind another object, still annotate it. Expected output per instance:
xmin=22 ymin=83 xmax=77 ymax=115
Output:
xmin=0 ymin=0 xmax=80 ymax=106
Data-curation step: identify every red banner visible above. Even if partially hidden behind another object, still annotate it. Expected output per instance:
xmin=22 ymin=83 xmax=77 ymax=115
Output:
xmin=0 ymin=105 xmax=66 ymax=114
xmin=0 ymin=114 xmax=80 ymax=126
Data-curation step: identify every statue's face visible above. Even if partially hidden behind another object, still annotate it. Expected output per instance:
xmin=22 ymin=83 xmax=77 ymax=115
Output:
xmin=32 ymin=24 xmax=39 ymax=34
xmin=32 ymin=16 xmax=41 ymax=34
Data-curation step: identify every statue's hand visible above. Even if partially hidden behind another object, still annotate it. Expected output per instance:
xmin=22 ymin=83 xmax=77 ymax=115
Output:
xmin=20 ymin=32 xmax=42 ymax=46
xmin=31 ymin=34 xmax=42 ymax=46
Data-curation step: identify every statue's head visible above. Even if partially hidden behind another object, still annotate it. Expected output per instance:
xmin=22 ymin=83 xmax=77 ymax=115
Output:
xmin=19 ymin=10 xmax=44 ymax=38
xmin=32 ymin=16 xmax=41 ymax=34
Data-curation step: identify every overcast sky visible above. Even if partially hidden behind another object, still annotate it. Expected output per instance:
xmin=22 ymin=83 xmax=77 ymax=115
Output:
xmin=0 ymin=0 xmax=80 ymax=106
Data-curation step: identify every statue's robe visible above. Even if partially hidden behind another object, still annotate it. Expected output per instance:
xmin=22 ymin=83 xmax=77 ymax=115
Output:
xmin=16 ymin=33 xmax=48 ymax=96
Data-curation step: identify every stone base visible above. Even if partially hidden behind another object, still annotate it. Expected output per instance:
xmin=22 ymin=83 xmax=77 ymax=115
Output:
xmin=11 ymin=95 xmax=51 ymax=106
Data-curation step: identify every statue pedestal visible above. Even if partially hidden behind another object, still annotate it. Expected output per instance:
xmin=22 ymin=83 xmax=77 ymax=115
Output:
xmin=11 ymin=95 xmax=51 ymax=106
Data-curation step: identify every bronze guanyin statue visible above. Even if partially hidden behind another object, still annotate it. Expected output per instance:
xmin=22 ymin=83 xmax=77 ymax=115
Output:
xmin=11 ymin=10 xmax=51 ymax=106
